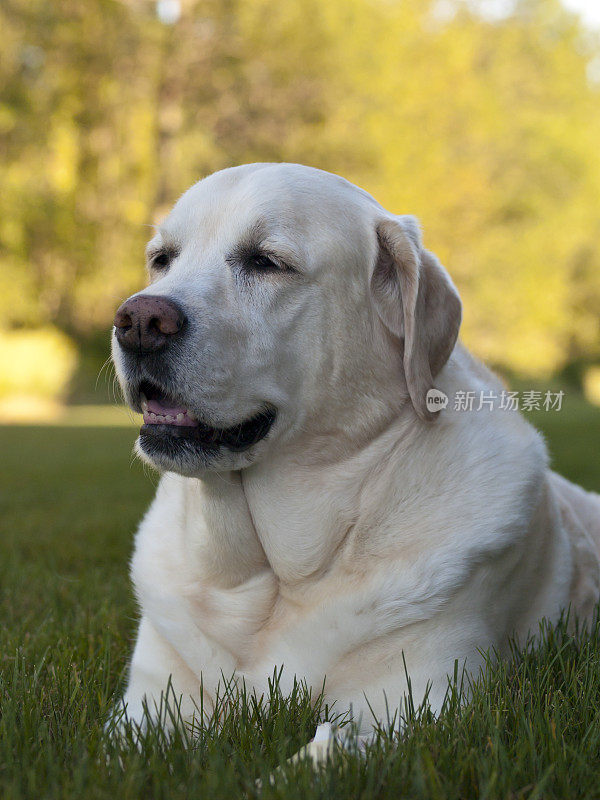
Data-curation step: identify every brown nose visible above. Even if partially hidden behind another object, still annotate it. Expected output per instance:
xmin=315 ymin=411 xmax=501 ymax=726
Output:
xmin=113 ymin=295 xmax=186 ymax=353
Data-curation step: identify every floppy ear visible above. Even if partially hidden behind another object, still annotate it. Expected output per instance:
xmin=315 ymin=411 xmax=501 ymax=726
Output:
xmin=371 ymin=216 xmax=462 ymax=421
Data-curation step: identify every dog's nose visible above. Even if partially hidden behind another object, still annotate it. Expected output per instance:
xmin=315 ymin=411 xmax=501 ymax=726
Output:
xmin=113 ymin=295 xmax=186 ymax=353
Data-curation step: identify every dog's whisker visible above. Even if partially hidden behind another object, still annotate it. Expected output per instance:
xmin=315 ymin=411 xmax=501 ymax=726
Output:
xmin=95 ymin=356 xmax=115 ymax=394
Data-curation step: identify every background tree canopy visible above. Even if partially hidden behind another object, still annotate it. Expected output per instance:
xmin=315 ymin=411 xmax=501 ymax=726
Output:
xmin=1 ymin=0 xmax=599 ymax=399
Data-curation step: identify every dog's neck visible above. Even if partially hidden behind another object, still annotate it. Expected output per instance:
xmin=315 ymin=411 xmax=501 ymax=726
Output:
xmin=179 ymin=399 xmax=424 ymax=588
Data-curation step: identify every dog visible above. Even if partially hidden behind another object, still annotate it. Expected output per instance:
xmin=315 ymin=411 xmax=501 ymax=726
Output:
xmin=111 ymin=162 xmax=600 ymax=751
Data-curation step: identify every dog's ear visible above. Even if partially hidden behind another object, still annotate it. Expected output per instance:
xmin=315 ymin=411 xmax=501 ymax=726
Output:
xmin=371 ymin=216 xmax=461 ymax=421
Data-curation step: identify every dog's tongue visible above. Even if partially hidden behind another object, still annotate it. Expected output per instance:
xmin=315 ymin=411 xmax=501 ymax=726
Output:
xmin=147 ymin=398 xmax=186 ymax=417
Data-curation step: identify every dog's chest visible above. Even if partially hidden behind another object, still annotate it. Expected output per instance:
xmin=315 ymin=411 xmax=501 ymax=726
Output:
xmin=131 ymin=490 xmax=362 ymax=691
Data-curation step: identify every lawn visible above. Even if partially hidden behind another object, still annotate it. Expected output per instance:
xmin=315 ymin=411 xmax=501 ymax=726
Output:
xmin=1 ymin=396 xmax=600 ymax=799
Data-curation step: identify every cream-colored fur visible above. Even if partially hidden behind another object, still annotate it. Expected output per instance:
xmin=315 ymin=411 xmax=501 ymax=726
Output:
xmin=111 ymin=163 xmax=600 ymax=743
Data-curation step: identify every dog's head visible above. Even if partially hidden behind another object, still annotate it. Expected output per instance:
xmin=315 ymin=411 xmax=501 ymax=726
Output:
xmin=112 ymin=163 xmax=461 ymax=475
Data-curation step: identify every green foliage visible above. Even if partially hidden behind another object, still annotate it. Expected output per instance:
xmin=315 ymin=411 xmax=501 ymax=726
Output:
xmin=0 ymin=0 xmax=599 ymax=377
xmin=0 ymin=327 xmax=77 ymax=399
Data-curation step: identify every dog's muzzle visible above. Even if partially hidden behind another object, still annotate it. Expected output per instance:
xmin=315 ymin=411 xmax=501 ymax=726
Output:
xmin=113 ymin=295 xmax=277 ymax=466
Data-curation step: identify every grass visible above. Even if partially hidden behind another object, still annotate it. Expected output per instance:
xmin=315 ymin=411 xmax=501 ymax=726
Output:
xmin=1 ymin=393 xmax=600 ymax=799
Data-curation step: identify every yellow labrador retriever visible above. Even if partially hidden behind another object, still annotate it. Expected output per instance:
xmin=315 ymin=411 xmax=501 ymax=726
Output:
xmin=111 ymin=163 xmax=600 ymax=750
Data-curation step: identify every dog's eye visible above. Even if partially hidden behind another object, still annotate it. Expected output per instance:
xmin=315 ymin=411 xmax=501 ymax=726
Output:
xmin=151 ymin=251 xmax=171 ymax=271
xmin=247 ymin=252 xmax=285 ymax=272
xmin=227 ymin=244 xmax=295 ymax=278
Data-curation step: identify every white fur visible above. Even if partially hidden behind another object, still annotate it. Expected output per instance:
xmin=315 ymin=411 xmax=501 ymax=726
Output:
xmin=111 ymin=163 xmax=600 ymax=742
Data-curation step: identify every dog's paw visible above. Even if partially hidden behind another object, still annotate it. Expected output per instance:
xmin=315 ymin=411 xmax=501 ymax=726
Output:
xmin=257 ymin=723 xmax=336 ymax=788
xmin=286 ymin=722 xmax=336 ymax=766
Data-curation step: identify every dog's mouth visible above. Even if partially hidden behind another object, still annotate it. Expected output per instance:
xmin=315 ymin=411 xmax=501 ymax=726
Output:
xmin=140 ymin=380 xmax=199 ymax=428
xmin=137 ymin=380 xmax=276 ymax=453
